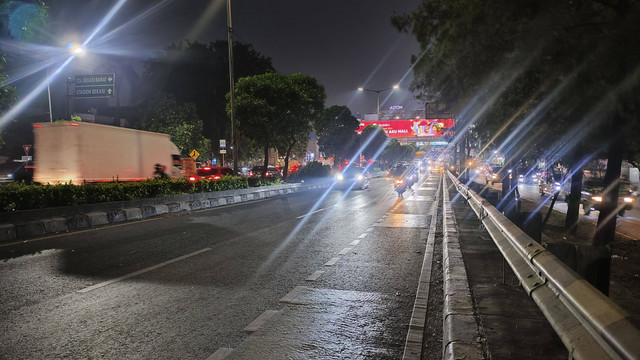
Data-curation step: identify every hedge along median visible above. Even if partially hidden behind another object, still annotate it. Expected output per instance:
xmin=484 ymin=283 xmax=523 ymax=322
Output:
xmin=0 ymin=176 xmax=281 ymax=213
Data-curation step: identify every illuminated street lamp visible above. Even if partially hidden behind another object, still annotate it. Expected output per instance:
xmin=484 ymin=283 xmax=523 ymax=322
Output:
xmin=358 ymin=84 xmax=399 ymax=118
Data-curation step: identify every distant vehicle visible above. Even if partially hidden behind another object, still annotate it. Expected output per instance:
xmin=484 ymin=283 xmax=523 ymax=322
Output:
xmin=31 ymin=122 xmax=195 ymax=184
xmin=189 ymin=166 xmax=234 ymax=182
xmin=518 ymin=168 xmax=541 ymax=184
xmin=581 ymin=179 xmax=635 ymax=216
xmin=249 ymin=165 xmax=282 ymax=179
xmin=485 ymin=166 xmax=512 ymax=185
xmin=538 ymin=171 xmax=569 ymax=201
xmin=334 ymin=166 xmax=371 ymax=190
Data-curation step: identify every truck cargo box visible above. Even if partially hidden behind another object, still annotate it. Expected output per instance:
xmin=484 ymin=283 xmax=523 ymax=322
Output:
xmin=32 ymin=122 xmax=185 ymax=184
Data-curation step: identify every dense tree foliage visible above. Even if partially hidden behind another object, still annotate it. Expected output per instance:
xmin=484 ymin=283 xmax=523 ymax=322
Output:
xmin=233 ymin=73 xmax=325 ymax=175
xmin=395 ymin=0 xmax=640 ymax=292
xmin=141 ymin=40 xmax=275 ymax=152
xmin=0 ymin=0 xmax=47 ymax=149
xmin=317 ymin=106 xmax=360 ymax=168
xmin=275 ymin=73 xmax=326 ymax=178
xmin=359 ymin=125 xmax=389 ymax=162
xmin=133 ymin=93 xmax=211 ymax=158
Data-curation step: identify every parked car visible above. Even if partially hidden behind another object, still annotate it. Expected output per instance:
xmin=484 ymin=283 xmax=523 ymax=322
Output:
xmin=189 ymin=166 xmax=234 ymax=182
xmin=581 ymin=179 xmax=635 ymax=216
xmin=334 ymin=166 xmax=371 ymax=190
xmin=249 ymin=166 xmax=282 ymax=179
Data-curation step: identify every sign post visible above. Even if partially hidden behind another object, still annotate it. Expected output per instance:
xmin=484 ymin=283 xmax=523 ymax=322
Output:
xmin=219 ymin=139 xmax=227 ymax=165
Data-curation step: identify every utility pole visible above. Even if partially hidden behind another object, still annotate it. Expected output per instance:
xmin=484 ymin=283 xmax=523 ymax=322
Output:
xmin=227 ymin=0 xmax=238 ymax=174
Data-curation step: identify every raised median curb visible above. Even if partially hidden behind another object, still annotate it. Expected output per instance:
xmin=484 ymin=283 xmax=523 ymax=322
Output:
xmin=442 ymin=176 xmax=483 ymax=360
xmin=0 ymin=181 xmax=330 ymax=244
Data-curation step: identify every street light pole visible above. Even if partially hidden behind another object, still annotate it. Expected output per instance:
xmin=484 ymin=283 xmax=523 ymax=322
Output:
xmin=47 ymin=69 xmax=53 ymax=123
xmin=227 ymin=0 xmax=238 ymax=174
xmin=358 ymin=84 xmax=399 ymax=119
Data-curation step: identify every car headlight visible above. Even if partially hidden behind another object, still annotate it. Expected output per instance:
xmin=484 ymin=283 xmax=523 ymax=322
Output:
xmin=491 ymin=174 xmax=497 ymax=179
xmin=624 ymin=197 xmax=634 ymax=203
xmin=357 ymin=175 xmax=364 ymax=180
xmin=592 ymin=196 xmax=603 ymax=202
xmin=336 ymin=174 xmax=344 ymax=180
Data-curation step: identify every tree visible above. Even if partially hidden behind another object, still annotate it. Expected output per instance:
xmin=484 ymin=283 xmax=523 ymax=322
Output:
xmin=133 ymin=93 xmax=211 ymax=158
xmin=141 ymin=40 xmax=275 ymax=156
xmin=0 ymin=0 xmax=47 ymax=146
xmin=317 ymin=105 xmax=360 ymax=168
xmin=395 ymin=0 xmax=640 ymax=293
xmin=233 ymin=73 xmax=325 ymax=176
xmin=360 ymin=125 xmax=389 ymax=162
xmin=381 ymin=139 xmax=416 ymax=166
xmin=275 ymin=73 xmax=326 ymax=179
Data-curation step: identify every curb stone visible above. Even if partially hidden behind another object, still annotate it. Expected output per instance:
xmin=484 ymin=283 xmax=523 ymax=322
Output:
xmin=0 ymin=182 xmax=330 ymax=244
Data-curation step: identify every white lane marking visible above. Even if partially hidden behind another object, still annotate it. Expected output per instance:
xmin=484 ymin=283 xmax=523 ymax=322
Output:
xmin=77 ymin=248 xmax=212 ymax=293
xmin=296 ymin=208 xmax=326 ymax=219
xmin=206 ymin=348 xmax=233 ymax=360
xmin=280 ymin=286 xmax=311 ymax=304
xmin=306 ymin=270 xmax=325 ymax=281
xmin=243 ymin=310 xmax=282 ymax=332
xmin=338 ymin=247 xmax=352 ymax=255
xmin=358 ymin=233 xmax=368 ymax=239
xmin=324 ymin=257 xmax=340 ymax=266
xmin=349 ymin=239 xmax=361 ymax=246
xmin=366 ymin=227 xmax=374 ymax=232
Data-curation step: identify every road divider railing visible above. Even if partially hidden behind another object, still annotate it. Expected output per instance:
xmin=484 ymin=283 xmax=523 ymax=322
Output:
xmin=446 ymin=171 xmax=640 ymax=360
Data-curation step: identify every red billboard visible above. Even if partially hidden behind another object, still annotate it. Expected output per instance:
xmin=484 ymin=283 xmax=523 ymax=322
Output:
xmin=357 ymin=118 xmax=455 ymax=138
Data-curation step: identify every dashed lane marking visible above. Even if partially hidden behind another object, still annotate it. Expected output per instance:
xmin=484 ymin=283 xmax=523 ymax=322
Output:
xmin=349 ymin=239 xmax=361 ymax=246
xmin=243 ymin=310 xmax=282 ymax=332
xmin=324 ymin=257 xmax=340 ymax=266
xmin=206 ymin=348 xmax=233 ymax=360
xmin=77 ymin=248 xmax=212 ymax=293
xmin=306 ymin=270 xmax=325 ymax=281
xmin=296 ymin=208 xmax=327 ymax=219
xmin=338 ymin=247 xmax=352 ymax=255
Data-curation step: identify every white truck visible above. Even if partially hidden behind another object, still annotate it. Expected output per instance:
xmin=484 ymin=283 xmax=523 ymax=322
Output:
xmin=32 ymin=122 xmax=195 ymax=184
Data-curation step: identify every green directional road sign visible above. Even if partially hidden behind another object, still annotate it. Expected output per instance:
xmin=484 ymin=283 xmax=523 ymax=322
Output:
xmin=74 ymin=73 xmax=115 ymax=98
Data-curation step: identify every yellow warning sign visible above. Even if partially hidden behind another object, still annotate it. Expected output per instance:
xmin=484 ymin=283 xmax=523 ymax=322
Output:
xmin=189 ymin=149 xmax=200 ymax=160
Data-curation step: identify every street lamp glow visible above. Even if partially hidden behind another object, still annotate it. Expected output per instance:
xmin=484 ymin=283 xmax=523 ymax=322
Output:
xmin=66 ymin=43 xmax=86 ymax=56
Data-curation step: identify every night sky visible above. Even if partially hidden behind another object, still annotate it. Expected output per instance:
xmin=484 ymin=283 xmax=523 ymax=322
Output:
xmin=44 ymin=0 xmax=421 ymax=117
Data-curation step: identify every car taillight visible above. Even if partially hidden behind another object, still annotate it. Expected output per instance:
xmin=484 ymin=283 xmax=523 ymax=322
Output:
xmin=188 ymin=176 xmax=197 ymax=182
xmin=214 ymin=175 xmax=221 ymax=180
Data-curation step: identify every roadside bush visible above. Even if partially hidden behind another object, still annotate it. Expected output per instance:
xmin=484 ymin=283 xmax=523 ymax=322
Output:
xmin=0 ymin=176 xmax=251 ymax=212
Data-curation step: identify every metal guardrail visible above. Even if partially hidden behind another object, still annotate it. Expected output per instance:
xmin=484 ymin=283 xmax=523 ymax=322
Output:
xmin=446 ymin=172 xmax=640 ymax=360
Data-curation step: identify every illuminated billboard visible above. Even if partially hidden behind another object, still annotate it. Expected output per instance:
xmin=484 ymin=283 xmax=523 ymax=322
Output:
xmin=357 ymin=118 xmax=455 ymax=138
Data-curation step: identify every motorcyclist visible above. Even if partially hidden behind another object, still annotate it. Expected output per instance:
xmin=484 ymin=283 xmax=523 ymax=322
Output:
xmin=390 ymin=164 xmax=410 ymax=196
xmin=153 ymin=163 xmax=169 ymax=179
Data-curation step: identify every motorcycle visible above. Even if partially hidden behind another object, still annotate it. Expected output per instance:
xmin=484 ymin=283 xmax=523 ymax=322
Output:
xmin=394 ymin=176 xmax=407 ymax=196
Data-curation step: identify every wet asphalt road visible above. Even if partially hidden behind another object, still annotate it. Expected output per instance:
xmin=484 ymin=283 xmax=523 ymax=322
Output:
xmin=0 ymin=174 xmax=438 ymax=359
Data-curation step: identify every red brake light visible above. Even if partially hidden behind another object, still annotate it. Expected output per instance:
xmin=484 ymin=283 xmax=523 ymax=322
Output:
xmin=33 ymin=124 xmax=43 ymax=128
xmin=203 ymin=167 xmax=211 ymax=170
xmin=188 ymin=176 xmax=197 ymax=182
xmin=214 ymin=175 xmax=221 ymax=180
xmin=68 ymin=122 xmax=80 ymax=126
